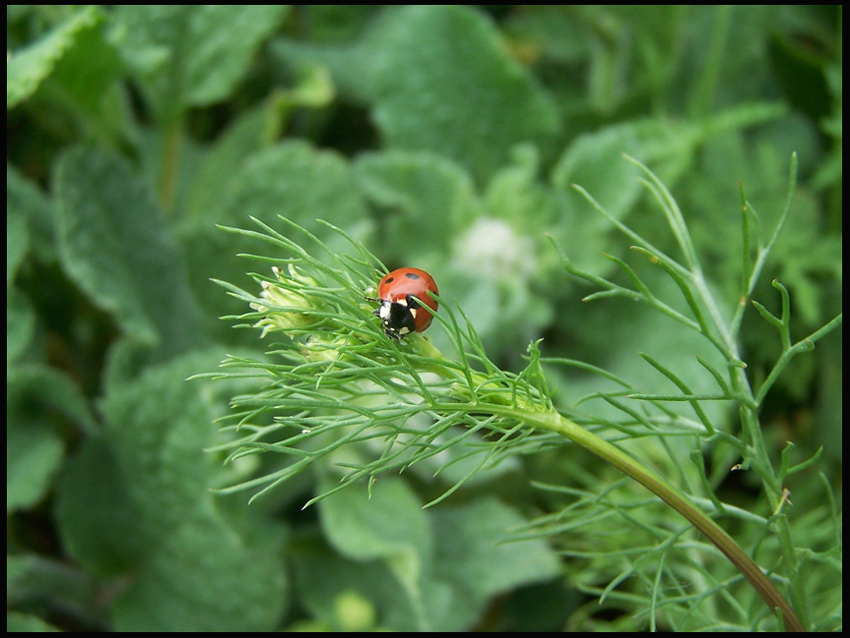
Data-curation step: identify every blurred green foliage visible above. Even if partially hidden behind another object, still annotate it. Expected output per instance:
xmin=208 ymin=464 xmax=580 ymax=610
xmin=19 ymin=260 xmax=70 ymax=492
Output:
xmin=7 ymin=5 xmax=841 ymax=631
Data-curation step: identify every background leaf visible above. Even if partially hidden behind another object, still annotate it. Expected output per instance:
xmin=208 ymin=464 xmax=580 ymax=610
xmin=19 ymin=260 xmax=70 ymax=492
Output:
xmin=55 ymin=352 xmax=220 ymax=574
xmin=111 ymin=501 xmax=287 ymax=632
xmin=274 ymin=6 xmax=560 ymax=183
xmin=111 ymin=5 xmax=290 ymax=111
xmin=54 ymin=147 xmax=204 ymax=355
xmin=365 ymin=6 xmax=561 ymax=183
xmin=550 ymin=125 xmax=644 ymax=276
xmin=296 ymin=481 xmax=561 ymax=631
xmin=7 ymin=6 xmax=101 ymax=109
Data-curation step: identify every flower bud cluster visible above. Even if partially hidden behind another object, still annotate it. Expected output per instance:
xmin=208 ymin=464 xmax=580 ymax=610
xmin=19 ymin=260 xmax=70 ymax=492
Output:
xmin=251 ymin=264 xmax=321 ymax=337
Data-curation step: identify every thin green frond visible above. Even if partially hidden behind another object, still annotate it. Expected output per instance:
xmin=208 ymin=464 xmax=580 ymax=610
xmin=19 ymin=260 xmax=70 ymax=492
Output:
xmin=209 ymin=150 xmax=831 ymax=631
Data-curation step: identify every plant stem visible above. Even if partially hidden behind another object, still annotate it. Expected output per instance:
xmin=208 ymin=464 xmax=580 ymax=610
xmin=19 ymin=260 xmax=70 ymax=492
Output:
xmin=511 ymin=406 xmax=805 ymax=631
xmin=158 ymin=116 xmax=183 ymax=213
xmin=421 ymin=335 xmax=803 ymax=629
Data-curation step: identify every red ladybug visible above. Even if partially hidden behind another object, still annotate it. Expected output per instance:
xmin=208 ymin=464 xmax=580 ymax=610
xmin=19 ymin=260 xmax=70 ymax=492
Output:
xmin=375 ymin=268 xmax=439 ymax=339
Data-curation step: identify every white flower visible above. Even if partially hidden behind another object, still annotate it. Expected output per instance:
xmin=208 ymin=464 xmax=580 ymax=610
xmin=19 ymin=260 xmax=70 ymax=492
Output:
xmin=452 ymin=217 xmax=535 ymax=280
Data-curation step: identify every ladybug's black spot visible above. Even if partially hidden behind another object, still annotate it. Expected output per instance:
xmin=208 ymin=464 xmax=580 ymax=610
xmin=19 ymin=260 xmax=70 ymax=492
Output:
xmin=404 ymin=272 xmax=421 ymax=280
xmin=383 ymin=276 xmax=395 ymax=284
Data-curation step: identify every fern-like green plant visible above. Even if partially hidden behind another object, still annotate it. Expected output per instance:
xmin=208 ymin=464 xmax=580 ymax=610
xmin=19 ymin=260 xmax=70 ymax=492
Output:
xmin=202 ymin=156 xmax=840 ymax=631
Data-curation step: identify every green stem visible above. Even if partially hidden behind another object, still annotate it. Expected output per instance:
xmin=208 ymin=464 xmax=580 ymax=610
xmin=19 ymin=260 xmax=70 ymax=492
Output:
xmin=158 ymin=116 xmax=183 ymax=213
xmin=422 ymin=336 xmax=802 ymax=629
xmin=514 ymin=407 xmax=805 ymax=631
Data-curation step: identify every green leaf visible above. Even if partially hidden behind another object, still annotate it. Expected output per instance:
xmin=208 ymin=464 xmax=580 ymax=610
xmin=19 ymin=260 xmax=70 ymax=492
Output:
xmin=354 ymin=150 xmax=477 ymax=259
xmin=98 ymin=351 xmax=218 ymax=497
xmin=319 ymin=476 xmax=431 ymax=628
xmin=6 ymin=188 xmax=30 ymax=284
xmin=320 ymin=477 xmax=431 ymax=564
xmin=372 ymin=6 xmax=559 ymax=182
xmin=7 ymin=287 xmax=36 ymax=364
xmin=222 ymin=140 xmax=368 ymax=232
xmin=558 ymin=273 xmax=731 ymax=427
xmin=46 ymin=15 xmax=128 ymax=143
xmin=6 ymin=611 xmax=61 ymax=632
xmin=483 ymin=144 xmax=553 ymax=226
xmin=296 ymin=494 xmax=560 ymax=632
xmin=111 ymin=500 xmax=287 ymax=632
xmin=7 ymin=365 xmax=96 ymax=512
xmin=54 ymin=435 xmax=151 ymax=573
xmin=550 ymin=125 xmax=643 ymax=276
xmin=769 ymin=189 xmax=842 ymax=326
xmin=183 ymin=102 xmax=284 ymax=221
xmin=180 ymin=140 xmax=372 ymax=342
xmin=552 ymin=126 xmax=642 ymax=215
xmin=53 ymin=146 xmax=204 ymax=355
xmin=7 ymin=373 xmax=65 ymax=512
xmin=430 ymin=497 xmax=562 ymax=627
xmin=277 ymin=6 xmax=559 ymax=183
xmin=290 ymin=536 xmax=433 ymax=631
xmin=112 ymin=5 xmax=290 ymax=112
xmin=6 ymin=6 xmax=101 ymax=108
xmin=55 ymin=352 xmax=219 ymax=574
xmin=6 ymin=164 xmax=57 ymax=266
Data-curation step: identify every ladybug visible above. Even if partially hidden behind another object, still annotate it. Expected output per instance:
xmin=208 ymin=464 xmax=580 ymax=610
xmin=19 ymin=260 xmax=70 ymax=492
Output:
xmin=374 ymin=268 xmax=439 ymax=339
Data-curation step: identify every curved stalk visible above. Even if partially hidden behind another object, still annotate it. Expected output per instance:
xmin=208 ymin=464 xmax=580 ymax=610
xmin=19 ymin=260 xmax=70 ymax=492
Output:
xmin=518 ymin=407 xmax=805 ymax=632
